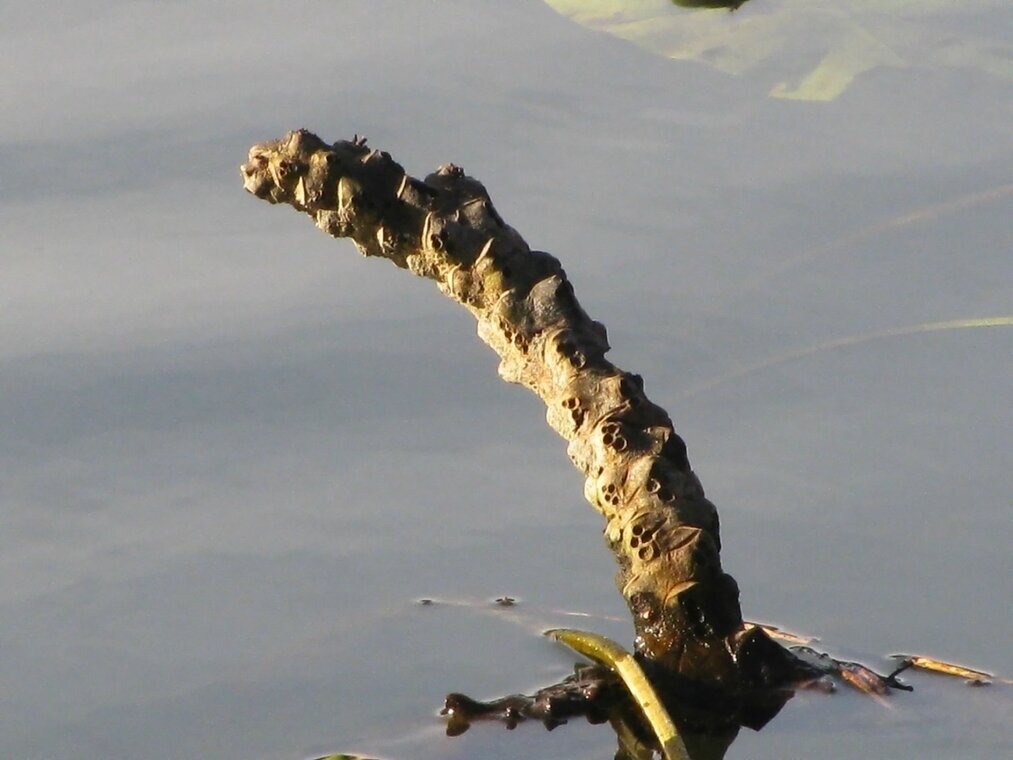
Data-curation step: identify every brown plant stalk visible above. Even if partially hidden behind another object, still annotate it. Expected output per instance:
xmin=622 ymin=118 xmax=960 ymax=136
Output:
xmin=240 ymin=129 xmax=809 ymax=707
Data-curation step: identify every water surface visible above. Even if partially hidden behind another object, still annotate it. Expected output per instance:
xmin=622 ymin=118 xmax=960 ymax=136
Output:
xmin=2 ymin=1 xmax=1010 ymax=758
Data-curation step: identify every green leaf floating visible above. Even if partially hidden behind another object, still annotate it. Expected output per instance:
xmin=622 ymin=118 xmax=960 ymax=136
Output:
xmin=546 ymin=628 xmax=691 ymax=760
xmin=542 ymin=0 xmax=1013 ymax=101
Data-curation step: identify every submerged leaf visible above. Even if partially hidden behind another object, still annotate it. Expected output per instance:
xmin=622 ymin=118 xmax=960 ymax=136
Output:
xmin=541 ymin=0 xmax=1013 ymax=100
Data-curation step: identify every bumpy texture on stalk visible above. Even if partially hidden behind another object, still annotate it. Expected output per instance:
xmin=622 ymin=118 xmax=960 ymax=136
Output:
xmin=241 ymin=129 xmax=775 ymax=688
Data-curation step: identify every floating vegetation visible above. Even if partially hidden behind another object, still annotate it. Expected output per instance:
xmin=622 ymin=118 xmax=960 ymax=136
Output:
xmin=542 ymin=1 xmax=1013 ymax=101
xmin=743 ymin=620 xmax=817 ymax=646
xmin=890 ymin=654 xmax=998 ymax=686
xmin=790 ymin=646 xmax=913 ymax=697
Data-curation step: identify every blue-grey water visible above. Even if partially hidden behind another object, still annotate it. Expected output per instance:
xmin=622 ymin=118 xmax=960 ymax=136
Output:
xmin=2 ymin=1 xmax=1011 ymax=758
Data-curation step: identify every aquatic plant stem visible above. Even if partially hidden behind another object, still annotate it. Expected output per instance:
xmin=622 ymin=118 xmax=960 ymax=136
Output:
xmin=240 ymin=129 xmax=807 ymax=712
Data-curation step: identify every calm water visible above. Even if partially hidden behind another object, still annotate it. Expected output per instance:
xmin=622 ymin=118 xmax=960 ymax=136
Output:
xmin=2 ymin=1 xmax=1011 ymax=758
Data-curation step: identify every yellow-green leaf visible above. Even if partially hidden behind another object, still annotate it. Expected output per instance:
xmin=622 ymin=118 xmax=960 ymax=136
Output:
xmin=546 ymin=627 xmax=691 ymax=760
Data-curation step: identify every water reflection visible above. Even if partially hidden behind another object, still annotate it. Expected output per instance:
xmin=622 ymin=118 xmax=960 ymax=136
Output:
xmin=672 ymin=0 xmax=750 ymax=9
xmin=442 ymin=659 xmax=776 ymax=760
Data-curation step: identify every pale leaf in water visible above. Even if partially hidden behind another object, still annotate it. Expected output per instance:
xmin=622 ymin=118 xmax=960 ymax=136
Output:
xmin=541 ymin=0 xmax=1013 ymax=101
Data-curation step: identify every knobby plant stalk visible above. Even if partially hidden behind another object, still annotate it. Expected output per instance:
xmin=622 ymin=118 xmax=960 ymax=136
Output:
xmin=240 ymin=129 xmax=788 ymax=694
